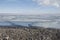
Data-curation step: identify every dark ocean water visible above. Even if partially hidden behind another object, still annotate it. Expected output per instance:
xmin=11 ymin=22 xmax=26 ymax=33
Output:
xmin=0 ymin=21 xmax=31 ymax=26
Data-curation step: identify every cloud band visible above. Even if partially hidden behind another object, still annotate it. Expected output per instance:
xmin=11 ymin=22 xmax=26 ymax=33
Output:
xmin=32 ymin=0 xmax=60 ymax=8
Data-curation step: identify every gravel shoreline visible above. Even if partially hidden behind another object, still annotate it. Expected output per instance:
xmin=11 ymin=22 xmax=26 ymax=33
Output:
xmin=0 ymin=26 xmax=60 ymax=40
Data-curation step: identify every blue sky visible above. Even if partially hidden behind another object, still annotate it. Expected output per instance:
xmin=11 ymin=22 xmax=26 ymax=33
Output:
xmin=0 ymin=0 xmax=60 ymax=15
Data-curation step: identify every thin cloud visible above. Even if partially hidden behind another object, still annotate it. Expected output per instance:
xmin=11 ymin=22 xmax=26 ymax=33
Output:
xmin=32 ymin=0 xmax=60 ymax=8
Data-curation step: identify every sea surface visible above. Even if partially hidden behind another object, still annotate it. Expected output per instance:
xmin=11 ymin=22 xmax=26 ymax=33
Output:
xmin=0 ymin=14 xmax=60 ymax=29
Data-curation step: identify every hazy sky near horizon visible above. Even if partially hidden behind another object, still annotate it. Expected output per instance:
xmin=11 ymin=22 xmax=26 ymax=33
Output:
xmin=0 ymin=0 xmax=60 ymax=14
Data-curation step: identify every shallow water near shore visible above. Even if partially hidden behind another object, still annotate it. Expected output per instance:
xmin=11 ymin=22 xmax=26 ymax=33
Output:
xmin=0 ymin=15 xmax=60 ymax=29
